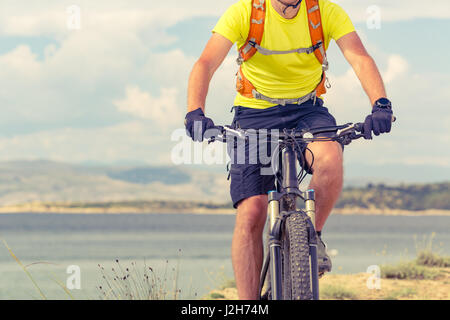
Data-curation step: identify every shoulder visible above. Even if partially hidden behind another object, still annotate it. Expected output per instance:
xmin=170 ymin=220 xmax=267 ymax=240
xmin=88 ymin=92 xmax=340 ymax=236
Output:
xmin=318 ymin=0 xmax=355 ymax=42
xmin=218 ymin=0 xmax=252 ymax=26
xmin=319 ymin=0 xmax=351 ymax=18
xmin=227 ymin=0 xmax=252 ymax=15
xmin=213 ymin=0 xmax=253 ymax=45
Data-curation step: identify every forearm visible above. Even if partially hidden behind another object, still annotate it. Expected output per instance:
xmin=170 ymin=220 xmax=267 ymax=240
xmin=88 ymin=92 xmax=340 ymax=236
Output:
xmin=187 ymin=59 xmax=215 ymax=113
xmin=352 ymin=55 xmax=387 ymax=106
xmin=337 ymin=32 xmax=388 ymax=107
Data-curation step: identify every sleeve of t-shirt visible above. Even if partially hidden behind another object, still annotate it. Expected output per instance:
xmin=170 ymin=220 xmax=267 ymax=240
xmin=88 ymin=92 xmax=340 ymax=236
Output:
xmin=322 ymin=1 xmax=356 ymax=41
xmin=212 ymin=1 xmax=248 ymax=45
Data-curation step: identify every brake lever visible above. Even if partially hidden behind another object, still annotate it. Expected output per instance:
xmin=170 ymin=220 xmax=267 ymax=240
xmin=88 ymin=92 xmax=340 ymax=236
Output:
xmin=207 ymin=126 xmax=225 ymax=144
xmin=352 ymin=133 xmax=364 ymax=140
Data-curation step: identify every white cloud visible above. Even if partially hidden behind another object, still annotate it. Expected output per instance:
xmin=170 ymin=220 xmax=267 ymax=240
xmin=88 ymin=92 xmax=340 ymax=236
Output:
xmin=0 ymin=0 xmax=448 ymax=169
xmin=0 ymin=121 xmax=167 ymax=163
xmin=0 ymin=0 xmax=448 ymax=40
xmin=0 ymin=1 xmax=237 ymax=37
xmin=324 ymin=51 xmax=450 ymax=168
xmin=335 ymin=0 xmax=450 ymax=22
xmin=325 ymin=53 xmax=409 ymax=118
xmin=382 ymin=55 xmax=409 ymax=84
xmin=0 ymin=45 xmax=41 ymax=76
xmin=114 ymin=86 xmax=182 ymax=126
xmin=144 ymin=49 xmax=196 ymax=87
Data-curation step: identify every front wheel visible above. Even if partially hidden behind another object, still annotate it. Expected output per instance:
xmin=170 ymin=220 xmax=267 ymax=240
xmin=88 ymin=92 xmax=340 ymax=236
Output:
xmin=281 ymin=213 xmax=312 ymax=300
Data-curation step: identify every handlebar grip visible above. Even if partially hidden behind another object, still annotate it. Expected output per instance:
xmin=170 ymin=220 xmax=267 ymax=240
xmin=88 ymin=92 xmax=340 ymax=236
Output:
xmin=355 ymin=115 xmax=396 ymax=133
xmin=354 ymin=123 xmax=364 ymax=133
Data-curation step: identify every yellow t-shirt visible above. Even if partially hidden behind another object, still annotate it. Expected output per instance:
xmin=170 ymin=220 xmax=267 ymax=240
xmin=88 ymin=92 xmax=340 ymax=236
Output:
xmin=212 ymin=0 xmax=355 ymax=109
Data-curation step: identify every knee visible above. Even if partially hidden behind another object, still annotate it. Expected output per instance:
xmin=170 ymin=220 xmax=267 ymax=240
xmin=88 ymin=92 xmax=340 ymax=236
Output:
xmin=309 ymin=142 xmax=343 ymax=177
xmin=235 ymin=195 xmax=267 ymax=234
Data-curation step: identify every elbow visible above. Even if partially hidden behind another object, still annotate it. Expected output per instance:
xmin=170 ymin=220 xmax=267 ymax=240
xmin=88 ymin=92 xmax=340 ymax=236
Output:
xmin=351 ymin=54 xmax=375 ymax=74
xmin=195 ymin=58 xmax=213 ymax=72
xmin=194 ymin=57 xmax=219 ymax=79
xmin=188 ymin=58 xmax=215 ymax=89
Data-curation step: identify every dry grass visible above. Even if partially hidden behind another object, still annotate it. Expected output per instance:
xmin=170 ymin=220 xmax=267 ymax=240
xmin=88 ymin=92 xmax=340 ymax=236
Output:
xmin=96 ymin=259 xmax=182 ymax=300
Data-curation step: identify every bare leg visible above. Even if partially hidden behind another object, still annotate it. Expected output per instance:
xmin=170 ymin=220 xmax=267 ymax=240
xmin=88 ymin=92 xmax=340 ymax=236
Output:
xmin=231 ymin=194 xmax=268 ymax=300
xmin=305 ymin=141 xmax=344 ymax=231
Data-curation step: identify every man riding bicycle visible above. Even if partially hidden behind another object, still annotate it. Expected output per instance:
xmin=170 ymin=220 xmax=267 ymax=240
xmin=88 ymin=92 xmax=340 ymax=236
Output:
xmin=185 ymin=0 xmax=394 ymax=300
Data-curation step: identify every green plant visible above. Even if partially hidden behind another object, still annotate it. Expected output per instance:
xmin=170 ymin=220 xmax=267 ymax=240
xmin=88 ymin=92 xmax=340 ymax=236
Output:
xmin=383 ymin=287 xmax=417 ymax=300
xmin=209 ymin=292 xmax=225 ymax=299
xmin=220 ymin=278 xmax=236 ymax=290
xmin=416 ymin=250 xmax=450 ymax=268
xmin=380 ymin=261 xmax=440 ymax=280
xmin=320 ymin=284 xmax=358 ymax=300
xmin=412 ymin=233 xmax=450 ymax=268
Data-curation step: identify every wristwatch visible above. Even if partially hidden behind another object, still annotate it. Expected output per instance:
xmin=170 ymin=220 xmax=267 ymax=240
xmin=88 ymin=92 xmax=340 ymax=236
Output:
xmin=373 ymin=97 xmax=392 ymax=110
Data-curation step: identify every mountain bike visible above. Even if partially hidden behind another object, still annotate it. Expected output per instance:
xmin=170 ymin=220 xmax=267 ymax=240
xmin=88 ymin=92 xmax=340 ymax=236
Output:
xmin=208 ymin=120 xmax=381 ymax=300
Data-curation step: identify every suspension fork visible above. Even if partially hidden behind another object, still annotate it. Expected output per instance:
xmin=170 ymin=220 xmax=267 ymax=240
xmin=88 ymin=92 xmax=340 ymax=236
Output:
xmin=305 ymin=189 xmax=319 ymax=300
xmin=266 ymin=191 xmax=282 ymax=300
xmin=264 ymin=145 xmax=299 ymax=300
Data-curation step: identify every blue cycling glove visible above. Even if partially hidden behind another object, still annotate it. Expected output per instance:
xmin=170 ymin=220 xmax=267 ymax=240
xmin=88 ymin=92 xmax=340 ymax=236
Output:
xmin=362 ymin=98 xmax=393 ymax=140
xmin=184 ymin=108 xmax=215 ymax=142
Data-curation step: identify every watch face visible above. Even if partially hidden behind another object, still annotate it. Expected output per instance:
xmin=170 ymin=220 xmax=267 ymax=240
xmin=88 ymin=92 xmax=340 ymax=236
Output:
xmin=376 ymin=98 xmax=391 ymax=108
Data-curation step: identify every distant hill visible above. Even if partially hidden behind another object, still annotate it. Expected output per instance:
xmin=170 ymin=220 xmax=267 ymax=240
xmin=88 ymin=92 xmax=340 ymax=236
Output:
xmin=0 ymin=160 xmax=229 ymax=205
xmin=336 ymin=182 xmax=450 ymax=211
xmin=106 ymin=166 xmax=191 ymax=185
xmin=0 ymin=160 xmax=447 ymax=213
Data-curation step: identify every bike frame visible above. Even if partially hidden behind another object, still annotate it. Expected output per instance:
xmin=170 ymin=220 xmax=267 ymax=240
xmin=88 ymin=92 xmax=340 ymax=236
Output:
xmin=210 ymin=119 xmax=395 ymax=300
xmin=261 ymin=143 xmax=320 ymax=300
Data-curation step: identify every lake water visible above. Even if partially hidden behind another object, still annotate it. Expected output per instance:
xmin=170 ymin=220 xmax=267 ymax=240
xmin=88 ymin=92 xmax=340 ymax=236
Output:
xmin=0 ymin=213 xmax=449 ymax=300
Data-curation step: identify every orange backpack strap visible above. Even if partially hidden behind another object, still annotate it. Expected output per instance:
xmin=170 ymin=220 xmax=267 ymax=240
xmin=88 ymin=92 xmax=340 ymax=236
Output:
xmin=236 ymin=0 xmax=330 ymax=100
xmin=238 ymin=0 xmax=266 ymax=64
xmin=306 ymin=0 xmax=329 ymax=96
xmin=236 ymin=0 xmax=266 ymax=98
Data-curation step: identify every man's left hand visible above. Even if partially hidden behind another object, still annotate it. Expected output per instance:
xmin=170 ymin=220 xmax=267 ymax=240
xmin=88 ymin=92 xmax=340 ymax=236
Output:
xmin=362 ymin=98 xmax=394 ymax=140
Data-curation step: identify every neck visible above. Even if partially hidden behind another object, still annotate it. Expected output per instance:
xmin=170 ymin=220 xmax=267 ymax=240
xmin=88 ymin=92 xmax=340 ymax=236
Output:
xmin=271 ymin=0 xmax=302 ymax=19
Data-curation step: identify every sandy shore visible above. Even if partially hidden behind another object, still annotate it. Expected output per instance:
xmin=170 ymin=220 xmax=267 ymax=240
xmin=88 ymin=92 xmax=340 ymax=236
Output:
xmin=0 ymin=204 xmax=449 ymax=216
xmin=206 ymin=269 xmax=450 ymax=300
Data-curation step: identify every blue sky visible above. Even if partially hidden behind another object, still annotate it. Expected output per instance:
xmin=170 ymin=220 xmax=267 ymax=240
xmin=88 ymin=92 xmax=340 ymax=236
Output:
xmin=0 ymin=0 xmax=449 ymax=181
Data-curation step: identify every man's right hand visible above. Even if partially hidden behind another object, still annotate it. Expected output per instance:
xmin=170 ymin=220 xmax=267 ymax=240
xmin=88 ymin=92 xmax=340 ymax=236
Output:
xmin=184 ymin=108 xmax=215 ymax=142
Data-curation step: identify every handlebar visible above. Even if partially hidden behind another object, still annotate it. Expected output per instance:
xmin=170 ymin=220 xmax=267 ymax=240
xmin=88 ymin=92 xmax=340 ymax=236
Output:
xmin=208 ymin=122 xmax=362 ymax=145
xmin=208 ymin=116 xmax=396 ymax=146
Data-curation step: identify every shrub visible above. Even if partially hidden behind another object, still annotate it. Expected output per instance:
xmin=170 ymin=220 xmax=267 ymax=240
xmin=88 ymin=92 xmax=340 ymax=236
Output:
xmin=380 ymin=261 xmax=440 ymax=280
xmin=320 ymin=284 xmax=358 ymax=300
xmin=209 ymin=292 xmax=225 ymax=299
xmin=415 ymin=250 xmax=450 ymax=268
